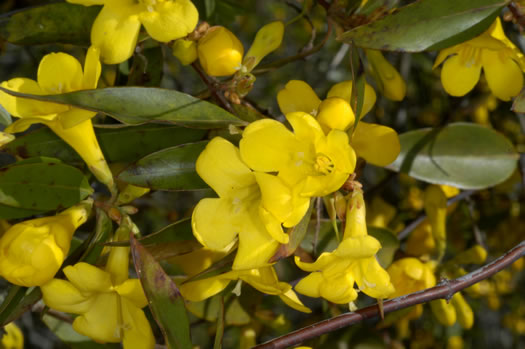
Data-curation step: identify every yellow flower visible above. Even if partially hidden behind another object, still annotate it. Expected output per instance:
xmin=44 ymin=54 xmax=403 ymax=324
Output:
xmin=192 ymin=137 xmax=309 ymax=270
xmin=433 ymin=17 xmax=525 ymax=101
xmin=0 ymin=48 xmax=114 ymax=191
xmin=365 ymin=49 xmax=406 ymax=101
xmin=172 ymin=38 xmax=198 ymax=65
xmin=41 ymin=240 xmax=154 ymax=348
xmin=1 ymin=323 xmax=24 ymax=349
xmin=276 ymin=80 xmax=400 ymax=167
xmin=240 ymin=111 xmax=356 ymax=197
xmin=0 ymin=200 xmax=91 ymax=287
xmin=294 ymin=191 xmax=394 ymax=304
xmin=387 ymin=258 xmax=436 ymax=298
xmin=179 ymin=266 xmax=311 ymax=313
xmin=198 ymin=26 xmax=244 ymax=77
xmin=67 ymin=0 xmax=199 ymax=64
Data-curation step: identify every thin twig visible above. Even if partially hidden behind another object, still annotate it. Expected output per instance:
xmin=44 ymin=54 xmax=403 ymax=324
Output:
xmin=253 ymin=240 xmax=525 ymax=349
xmin=397 ymin=190 xmax=476 ymax=240
xmin=191 ymin=62 xmax=234 ymax=114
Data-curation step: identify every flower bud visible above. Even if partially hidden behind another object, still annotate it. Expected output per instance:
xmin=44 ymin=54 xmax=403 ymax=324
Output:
xmin=244 ymin=21 xmax=284 ymax=71
xmin=366 ymin=49 xmax=406 ymax=101
xmin=172 ymin=39 xmax=198 ymax=65
xmin=430 ymin=299 xmax=456 ymax=326
xmin=451 ymin=292 xmax=474 ymax=329
xmin=316 ymin=97 xmax=355 ymax=132
xmin=1 ymin=322 xmax=23 ymax=349
xmin=198 ymin=26 xmax=244 ymax=77
xmin=0 ymin=200 xmax=92 ymax=286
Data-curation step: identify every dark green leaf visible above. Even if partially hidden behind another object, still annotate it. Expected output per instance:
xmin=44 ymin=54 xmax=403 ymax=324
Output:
xmin=0 ymin=161 xmax=93 ymax=219
xmin=81 ymin=208 xmax=113 ymax=264
xmin=213 ymin=296 xmax=225 ymax=349
xmin=140 ymin=218 xmax=194 ymax=245
xmin=338 ymin=0 xmax=506 ymax=52
xmin=118 ymin=142 xmax=208 ymax=191
xmin=368 ymin=226 xmax=399 ymax=268
xmin=231 ymin=103 xmax=266 ymax=123
xmin=0 ymin=86 xmax=245 ymax=128
xmin=130 ymin=234 xmax=192 ymax=349
xmin=127 ymin=46 xmax=164 ymax=87
xmin=387 ymin=123 xmax=518 ymax=189
xmin=0 ymin=3 xmax=100 ymax=46
xmin=4 ymin=124 xmax=206 ymax=164
xmin=0 ymin=287 xmax=41 ymax=326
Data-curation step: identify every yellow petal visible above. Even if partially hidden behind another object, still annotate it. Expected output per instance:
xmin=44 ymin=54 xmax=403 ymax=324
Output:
xmin=255 ymin=172 xmax=295 ymax=224
xmin=316 ymin=97 xmax=355 ymax=132
xmin=326 ymin=80 xmax=377 ymax=119
xmin=286 ymin=111 xmax=325 ymax=144
xmin=433 ymin=46 xmax=459 ymax=69
xmin=240 ymin=119 xmax=298 ymax=173
xmin=277 ymin=80 xmax=321 ymax=115
xmin=5 ymin=118 xmax=47 ymax=134
xmin=244 ymin=21 xmax=284 ymax=70
xmin=192 ymin=198 xmax=238 ymax=250
xmin=1 ymin=322 xmax=24 ymax=349
xmin=121 ymin=298 xmax=155 ymax=349
xmin=0 ymin=78 xmax=65 ymax=118
xmin=57 ymin=107 xmax=97 ymax=129
xmin=116 ymin=279 xmax=148 ymax=308
xmin=197 ymin=137 xmax=255 ymax=198
xmin=179 ymin=274 xmax=233 ymax=301
xmin=440 ymin=54 xmax=481 ymax=97
xmin=105 ymin=245 xmax=131 ymax=286
xmin=294 ymin=272 xmax=323 ymax=298
xmin=82 ymin=46 xmax=102 ymax=90
xmin=37 ymin=53 xmax=83 ymax=93
xmin=197 ymin=26 xmax=244 ymax=77
xmin=41 ymin=279 xmax=94 ymax=314
xmin=482 ymin=50 xmax=523 ymax=101
xmin=239 ymin=267 xmax=287 ymax=295
xmin=172 ymin=39 xmax=198 ymax=65
xmin=66 ymin=0 xmax=105 ymax=4
xmin=320 ymin=273 xmax=358 ymax=304
xmin=366 ymin=49 xmax=406 ymax=101
xmin=91 ymin=4 xmax=141 ymax=64
xmin=139 ymin=0 xmax=198 ymax=42
xmin=73 ymin=293 xmax=121 ymax=343
xmin=294 ymin=253 xmax=337 ymax=272
xmin=451 ymin=292 xmax=473 ymax=329
xmin=278 ymin=289 xmax=311 ymax=313
xmin=354 ymin=257 xmax=394 ymax=299
xmin=335 ymin=236 xmax=381 ymax=258
xmin=258 ymin=206 xmax=288 ymax=244
xmin=64 ymin=263 xmax=112 ymax=293
xmin=351 ymin=122 xmax=400 ymax=166
xmin=430 ymin=299 xmax=456 ymax=326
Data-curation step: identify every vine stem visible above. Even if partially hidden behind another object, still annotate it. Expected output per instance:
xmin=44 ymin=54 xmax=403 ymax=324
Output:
xmin=253 ymin=240 xmax=525 ymax=349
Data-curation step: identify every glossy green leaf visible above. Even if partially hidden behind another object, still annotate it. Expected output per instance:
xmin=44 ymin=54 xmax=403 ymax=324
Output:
xmin=130 ymin=235 xmax=192 ymax=349
xmin=338 ymin=0 xmax=506 ymax=52
xmin=0 ymin=3 xmax=99 ymax=46
xmin=118 ymin=142 xmax=208 ymax=191
xmin=368 ymin=227 xmax=399 ymax=268
xmin=0 ymin=86 xmax=245 ymax=128
xmin=387 ymin=123 xmax=518 ymax=189
xmin=0 ymin=161 xmax=93 ymax=219
xmin=3 ymin=124 xmax=206 ymax=164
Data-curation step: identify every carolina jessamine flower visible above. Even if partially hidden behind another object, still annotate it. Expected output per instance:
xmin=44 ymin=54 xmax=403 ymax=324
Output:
xmin=41 ymin=237 xmax=154 ymax=348
xmin=365 ymin=49 xmax=407 ymax=101
xmin=0 ymin=200 xmax=91 ymax=287
xmin=0 ymin=48 xmax=114 ymax=191
xmin=387 ymin=258 xmax=436 ymax=298
xmin=179 ymin=265 xmax=311 ymax=313
xmin=67 ymin=0 xmax=199 ymax=64
xmin=1 ymin=322 xmax=24 ymax=349
xmin=294 ymin=191 xmax=394 ymax=304
xmin=192 ymin=137 xmax=309 ymax=270
xmin=434 ymin=17 xmax=525 ymax=101
xmin=240 ymin=111 xmax=356 ymax=197
xmin=276 ymin=80 xmax=400 ymax=167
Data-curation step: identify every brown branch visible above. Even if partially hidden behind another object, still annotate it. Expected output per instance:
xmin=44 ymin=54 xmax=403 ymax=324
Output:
xmin=253 ymin=240 xmax=525 ymax=349
xmin=191 ymin=62 xmax=234 ymax=114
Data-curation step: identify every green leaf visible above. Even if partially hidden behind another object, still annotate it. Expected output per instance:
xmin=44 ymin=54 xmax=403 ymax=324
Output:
xmin=127 ymin=46 xmax=164 ymax=87
xmin=0 ymin=161 xmax=93 ymax=219
xmin=231 ymin=103 xmax=266 ymax=123
xmin=130 ymin=234 xmax=192 ymax=349
xmin=140 ymin=218 xmax=194 ymax=245
xmin=0 ymin=104 xmax=12 ymax=126
xmin=0 ymin=286 xmax=41 ymax=327
xmin=0 ymin=86 xmax=245 ymax=128
xmin=213 ymin=296 xmax=225 ymax=349
xmin=81 ymin=208 xmax=114 ymax=265
xmin=0 ymin=3 xmax=100 ymax=46
xmin=118 ymin=142 xmax=208 ymax=191
xmin=338 ymin=0 xmax=506 ymax=52
xmin=3 ymin=124 xmax=206 ymax=164
xmin=368 ymin=227 xmax=399 ymax=268
xmin=387 ymin=123 xmax=518 ymax=189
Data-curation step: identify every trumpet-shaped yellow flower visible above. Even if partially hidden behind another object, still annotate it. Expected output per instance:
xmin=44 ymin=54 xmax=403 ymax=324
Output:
xmin=1 ymin=323 xmax=24 ymax=349
xmin=0 ymin=200 xmax=91 ymax=287
xmin=434 ymin=18 xmax=525 ymax=101
xmin=179 ymin=266 xmax=311 ymax=313
xmin=366 ymin=49 xmax=406 ymax=101
xmin=67 ymin=0 xmax=198 ymax=64
xmin=41 ymin=242 xmax=154 ymax=348
xmin=198 ymin=26 xmax=244 ymax=77
xmin=240 ymin=112 xmax=356 ymax=197
xmin=295 ymin=191 xmax=394 ymax=304
xmin=192 ymin=137 xmax=309 ymax=270
xmin=0 ymin=48 xmax=114 ymax=190
xmin=387 ymin=258 xmax=436 ymax=298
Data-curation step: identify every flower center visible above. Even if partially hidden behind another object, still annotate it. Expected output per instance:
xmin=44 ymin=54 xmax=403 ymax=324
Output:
xmin=314 ymin=153 xmax=334 ymax=175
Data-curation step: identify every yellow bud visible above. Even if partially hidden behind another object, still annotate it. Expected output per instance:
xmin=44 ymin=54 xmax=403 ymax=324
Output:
xmin=172 ymin=39 xmax=198 ymax=65
xmin=0 ymin=131 xmax=15 ymax=147
xmin=366 ymin=49 xmax=406 ymax=101
xmin=0 ymin=200 xmax=91 ymax=286
xmin=343 ymin=190 xmax=367 ymax=239
xmin=327 ymin=80 xmax=377 ymax=119
xmin=116 ymin=184 xmax=150 ymax=205
xmin=244 ymin=21 xmax=284 ymax=71
xmin=424 ymin=185 xmax=447 ymax=260
xmin=447 ymin=336 xmax=464 ymax=349
xmin=1 ymin=322 xmax=24 ymax=349
xmin=367 ymin=197 xmax=396 ymax=228
xmin=316 ymin=97 xmax=355 ymax=132
xmin=198 ymin=26 xmax=244 ymax=77
xmin=453 ymin=245 xmax=487 ymax=265
xmin=451 ymin=292 xmax=474 ymax=329
xmin=430 ymin=299 xmax=457 ymax=326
